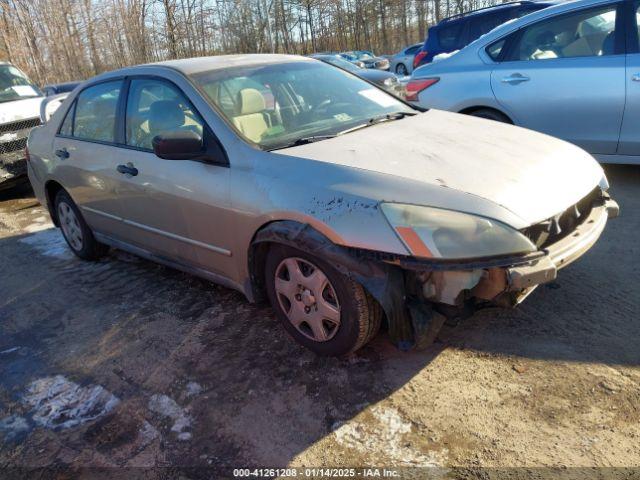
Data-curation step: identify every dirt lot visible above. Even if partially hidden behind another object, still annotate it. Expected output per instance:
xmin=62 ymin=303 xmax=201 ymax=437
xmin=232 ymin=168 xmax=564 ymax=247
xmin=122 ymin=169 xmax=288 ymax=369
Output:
xmin=0 ymin=166 xmax=639 ymax=479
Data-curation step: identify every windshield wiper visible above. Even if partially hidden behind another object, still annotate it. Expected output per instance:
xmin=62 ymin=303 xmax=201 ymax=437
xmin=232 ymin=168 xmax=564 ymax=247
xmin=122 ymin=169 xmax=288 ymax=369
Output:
xmin=339 ymin=111 xmax=417 ymax=135
xmin=268 ymin=134 xmax=338 ymax=151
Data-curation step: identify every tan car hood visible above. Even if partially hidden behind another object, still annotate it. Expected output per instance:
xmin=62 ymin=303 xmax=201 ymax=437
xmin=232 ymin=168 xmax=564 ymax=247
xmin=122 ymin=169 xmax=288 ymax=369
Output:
xmin=280 ymin=109 xmax=604 ymax=226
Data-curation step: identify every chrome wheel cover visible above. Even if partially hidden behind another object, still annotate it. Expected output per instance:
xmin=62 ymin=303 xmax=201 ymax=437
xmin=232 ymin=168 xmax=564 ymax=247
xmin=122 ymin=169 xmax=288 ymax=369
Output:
xmin=274 ymin=257 xmax=341 ymax=342
xmin=58 ymin=201 xmax=83 ymax=251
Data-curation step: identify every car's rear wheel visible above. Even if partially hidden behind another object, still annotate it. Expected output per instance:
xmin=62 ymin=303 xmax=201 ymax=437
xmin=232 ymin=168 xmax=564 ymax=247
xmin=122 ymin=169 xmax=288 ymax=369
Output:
xmin=395 ymin=63 xmax=408 ymax=75
xmin=265 ymin=244 xmax=382 ymax=356
xmin=468 ymin=108 xmax=511 ymax=123
xmin=55 ymin=190 xmax=108 ymax=260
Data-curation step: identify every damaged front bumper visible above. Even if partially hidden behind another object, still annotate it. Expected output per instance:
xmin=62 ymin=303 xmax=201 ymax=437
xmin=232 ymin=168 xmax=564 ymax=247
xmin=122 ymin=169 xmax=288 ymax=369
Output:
xmin=400 ymin=194 xmax=619 ymax=309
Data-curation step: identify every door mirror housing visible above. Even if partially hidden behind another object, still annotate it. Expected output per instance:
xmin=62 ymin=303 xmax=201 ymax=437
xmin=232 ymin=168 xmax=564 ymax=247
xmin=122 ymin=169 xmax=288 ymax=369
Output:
xmin=152 ymin=130 xmax=204 ymax=160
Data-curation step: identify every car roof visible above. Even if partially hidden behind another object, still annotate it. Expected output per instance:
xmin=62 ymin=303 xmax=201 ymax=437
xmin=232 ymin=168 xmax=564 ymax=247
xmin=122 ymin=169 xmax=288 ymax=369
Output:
xmin=153 ymin=54 xmax=312 ymax=75
xmin=436 ymin=0 xmax=556 ymax=26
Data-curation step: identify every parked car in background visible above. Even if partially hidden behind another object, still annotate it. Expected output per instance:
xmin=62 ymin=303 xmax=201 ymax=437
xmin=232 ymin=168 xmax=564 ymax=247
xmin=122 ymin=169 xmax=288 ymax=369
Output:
xmin=340 ymin=51 xmax=390 ymax=70
xmin=413 ymin=0 xmax=554 ymax=69
xmin=408 ymin=0 xmax=638 ymax=164
xmin=42 ymin=81 xmax=81 ymax=96
xmin=390 ymin=43 xmax=423 ymax=75
xmin=309 ymin=54 xmax=404 ymax=96
xmin=0 ymin=62 xmax=43 ymax=189
xmin=28 ymin=54 xmax=617 ymax=356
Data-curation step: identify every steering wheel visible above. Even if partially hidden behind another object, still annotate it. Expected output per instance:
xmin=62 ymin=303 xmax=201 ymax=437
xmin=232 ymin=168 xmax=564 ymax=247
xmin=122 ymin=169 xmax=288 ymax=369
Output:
xmin=314 ymin=100 xmax=353 ymax=117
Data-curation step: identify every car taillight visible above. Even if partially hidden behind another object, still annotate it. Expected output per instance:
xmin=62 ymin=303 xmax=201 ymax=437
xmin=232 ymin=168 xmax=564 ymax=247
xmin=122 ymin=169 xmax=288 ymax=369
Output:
xmin=405 ymin=78 xmax=439 ymax=102
xmin=413 ymin=50 xmax=428 ymax=69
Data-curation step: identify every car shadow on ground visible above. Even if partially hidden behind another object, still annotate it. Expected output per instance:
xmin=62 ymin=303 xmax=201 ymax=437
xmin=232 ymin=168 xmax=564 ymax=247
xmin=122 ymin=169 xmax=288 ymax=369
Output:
xmin=0 ymin=165 xmax=637 ymax=474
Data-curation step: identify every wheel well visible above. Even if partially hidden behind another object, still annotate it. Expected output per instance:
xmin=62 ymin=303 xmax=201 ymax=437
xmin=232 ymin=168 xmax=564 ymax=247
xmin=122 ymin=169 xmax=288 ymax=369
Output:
xmin=44 ymin=180 xmax=65 ymax=226
xmin=248 ymin=239 xmax=271 ymax=303
xmin=458 ymin=106 xmax=513 ymax=123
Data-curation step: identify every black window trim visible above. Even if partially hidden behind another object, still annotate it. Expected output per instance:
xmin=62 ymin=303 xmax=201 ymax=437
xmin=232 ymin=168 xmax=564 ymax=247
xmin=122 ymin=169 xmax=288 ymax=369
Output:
xmin=492 ymin=1 xmax=627 ymax=63
xmin=626 ymin=0 xmax=639 ymax=54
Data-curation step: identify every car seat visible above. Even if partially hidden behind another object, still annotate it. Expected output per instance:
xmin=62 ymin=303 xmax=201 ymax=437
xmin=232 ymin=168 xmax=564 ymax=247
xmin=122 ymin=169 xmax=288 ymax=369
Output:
xmin=232 ymin=88 xmax=269 ymax=143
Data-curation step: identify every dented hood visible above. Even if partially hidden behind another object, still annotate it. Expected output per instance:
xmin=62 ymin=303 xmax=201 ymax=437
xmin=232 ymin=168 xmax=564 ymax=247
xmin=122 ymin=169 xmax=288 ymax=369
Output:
xmin=280 ymin=109 xmax=604 ymax=226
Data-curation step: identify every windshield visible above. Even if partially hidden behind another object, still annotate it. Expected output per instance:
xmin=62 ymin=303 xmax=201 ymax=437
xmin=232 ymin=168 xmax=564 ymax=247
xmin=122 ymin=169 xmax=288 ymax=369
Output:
xmin=0 ymin=64 xmax=42 ymax=103
xmin=192 ymin=61 xmax=413 ymax=150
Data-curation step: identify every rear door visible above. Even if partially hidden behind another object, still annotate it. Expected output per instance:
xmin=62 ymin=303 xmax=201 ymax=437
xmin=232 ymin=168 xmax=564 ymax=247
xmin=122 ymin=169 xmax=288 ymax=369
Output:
xmin=617 ymin=1 xmax=640 ymax=155
xmin=52 ymin=80 xmax=131 ymax=239
xmin=490 ymin=3 xmax=625 ymax=154
xmin=109 ymin=76 xmax=235 ymax=279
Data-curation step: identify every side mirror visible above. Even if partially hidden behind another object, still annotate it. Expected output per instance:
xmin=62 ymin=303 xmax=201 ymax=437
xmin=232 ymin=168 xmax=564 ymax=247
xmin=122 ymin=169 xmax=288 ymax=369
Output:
xmin=152 ymin=130 xmax=204 ymax=160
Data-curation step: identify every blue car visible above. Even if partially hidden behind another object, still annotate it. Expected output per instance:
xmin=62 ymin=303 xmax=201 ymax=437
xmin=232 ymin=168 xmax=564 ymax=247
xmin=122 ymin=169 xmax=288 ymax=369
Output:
xmin=413 ymin=0 xmax=554 ymax=68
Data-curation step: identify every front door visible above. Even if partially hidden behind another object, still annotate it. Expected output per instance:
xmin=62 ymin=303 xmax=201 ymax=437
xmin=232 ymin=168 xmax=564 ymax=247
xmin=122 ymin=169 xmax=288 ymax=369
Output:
xmin=110 ymin=77 xmax=235 ymax=279
xmin=491 ymin=3 xmax=625 ymax=155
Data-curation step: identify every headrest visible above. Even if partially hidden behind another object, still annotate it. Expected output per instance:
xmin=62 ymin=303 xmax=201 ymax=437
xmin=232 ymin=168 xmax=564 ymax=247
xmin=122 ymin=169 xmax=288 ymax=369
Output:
xmin=149 ymin=100 xmax=185 ymax=133
xmin=237 ymin=88 xmax=266 ymax=115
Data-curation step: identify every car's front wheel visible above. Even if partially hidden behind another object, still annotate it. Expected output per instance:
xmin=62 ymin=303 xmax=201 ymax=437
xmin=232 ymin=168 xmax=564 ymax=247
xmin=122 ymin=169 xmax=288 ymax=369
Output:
xmin=265 ymin=244 xmax=382 ymax=356
xmin=395 ymin=63 xmax=408 ymax=75
xmin=55 ymin=189 xmax=109 ymax=260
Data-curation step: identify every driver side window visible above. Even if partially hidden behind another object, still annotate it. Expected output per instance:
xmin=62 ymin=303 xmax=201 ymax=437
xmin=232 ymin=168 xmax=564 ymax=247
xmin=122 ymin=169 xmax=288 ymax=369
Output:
xmin=513 ymin=5 xmax=617 ymax=61
xmin=125 ymin=79 xmax=204 ymax=151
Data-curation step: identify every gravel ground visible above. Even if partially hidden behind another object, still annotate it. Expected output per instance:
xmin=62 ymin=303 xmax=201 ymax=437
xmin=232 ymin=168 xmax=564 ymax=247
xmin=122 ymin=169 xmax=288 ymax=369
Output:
xmin=0 ymin=166 xmax=639 ymax=479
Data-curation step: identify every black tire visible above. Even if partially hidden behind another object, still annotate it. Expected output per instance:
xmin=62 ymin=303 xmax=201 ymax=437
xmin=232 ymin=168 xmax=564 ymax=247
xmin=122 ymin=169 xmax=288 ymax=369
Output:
xmin=54 ymin=189 xmax=109 ymax=260
xmin=265 ymin=244 xmax=382 ymax=356
xmin=395 ymin=63 xmax=408 ymax=75
xmin=468 ymin=108 xmax=511 ymax=123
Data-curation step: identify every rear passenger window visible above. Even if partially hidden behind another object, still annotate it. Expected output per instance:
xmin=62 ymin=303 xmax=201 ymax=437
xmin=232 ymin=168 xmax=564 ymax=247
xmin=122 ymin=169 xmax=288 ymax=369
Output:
xmin=73 ymin=81 xmax=121 ymax=143
xmin=469 ymin=13 xmax=508 ymax=42
xmin=126 ymin=79 xmax=205 ymax=151
xmin=438 ymin=23 xmax=464 ymax=50
xmin=512 ymin=5 xmax=617 ymax=61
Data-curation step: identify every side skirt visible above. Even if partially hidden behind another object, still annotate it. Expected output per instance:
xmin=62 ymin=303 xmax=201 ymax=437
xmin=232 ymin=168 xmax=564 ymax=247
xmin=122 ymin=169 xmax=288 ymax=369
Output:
xmin=93 ymin=232 xmax=251 ymax=301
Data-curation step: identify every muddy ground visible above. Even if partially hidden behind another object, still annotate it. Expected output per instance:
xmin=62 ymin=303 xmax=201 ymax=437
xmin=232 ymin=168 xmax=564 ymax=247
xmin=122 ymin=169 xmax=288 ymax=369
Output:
xmin=0 ymin=166 xmax=639 ymax=479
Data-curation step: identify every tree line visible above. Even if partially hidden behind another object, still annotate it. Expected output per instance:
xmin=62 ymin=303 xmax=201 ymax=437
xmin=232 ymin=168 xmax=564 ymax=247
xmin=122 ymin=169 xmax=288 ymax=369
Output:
xmin=0 ymin=0 xmax=500 ymax=86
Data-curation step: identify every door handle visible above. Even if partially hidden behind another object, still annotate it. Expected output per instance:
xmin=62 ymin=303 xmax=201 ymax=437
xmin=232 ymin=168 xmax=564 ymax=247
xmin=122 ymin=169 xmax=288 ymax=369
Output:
xmin=55 ymin=148 xmax=69 ymax=159
xmin=632 ymin=73 xmax=640 ymax=82
xmin=501 ymin=73 xmax=530 ymax=84
xmin=117 ymin=163 xmax=139 ymax=177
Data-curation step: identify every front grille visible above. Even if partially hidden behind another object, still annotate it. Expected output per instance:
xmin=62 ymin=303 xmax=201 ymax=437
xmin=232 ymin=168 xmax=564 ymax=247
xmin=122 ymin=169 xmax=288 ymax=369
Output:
xmin=0 ymin=116 xmax=40 ymax=159
xmin=0 ymin=117 xmax=41 ymax=134
xmin=522 ymin=188 xmax=602 ymax=249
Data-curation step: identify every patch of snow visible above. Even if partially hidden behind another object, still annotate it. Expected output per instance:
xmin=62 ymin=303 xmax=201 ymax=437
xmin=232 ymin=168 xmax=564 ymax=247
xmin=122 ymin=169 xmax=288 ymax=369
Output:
xmin=148 ymin=394 xmax=192 ymax=441
xmin=0 ymin=415 xmax=30 ymax=440
xmin=0 ymin=346 xmax=20 ymax=354
xmin=433 ymin=50 xmax=459 ymax=63
xmin=332 ymin=406 xmax=445 ymax=467
xmin=185 ymin=381 xmax=203 ymax=397
xmin=24 ymin=375 xmax=120 ymax=430
xmin=19 ymin=229 xmax=73 ymax=259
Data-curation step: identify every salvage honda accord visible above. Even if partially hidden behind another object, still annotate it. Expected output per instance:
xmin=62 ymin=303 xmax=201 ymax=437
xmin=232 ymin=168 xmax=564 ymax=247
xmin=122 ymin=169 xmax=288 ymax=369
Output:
xmin=27 ymin=54 xmax=618 ymax=356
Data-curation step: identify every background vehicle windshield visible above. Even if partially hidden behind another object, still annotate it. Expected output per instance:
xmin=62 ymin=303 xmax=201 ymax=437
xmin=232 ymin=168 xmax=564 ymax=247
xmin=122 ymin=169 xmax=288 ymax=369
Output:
xmin=192 ymin=61 xmax=412 ymax=150
xmin=0 ymin=64 xmax=42 ymax=103
xmin=322 ymin=56 xmax=361 ymax=73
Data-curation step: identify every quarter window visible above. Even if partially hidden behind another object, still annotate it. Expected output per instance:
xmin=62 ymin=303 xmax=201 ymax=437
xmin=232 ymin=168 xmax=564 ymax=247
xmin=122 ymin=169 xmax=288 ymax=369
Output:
xmin=438 ymin=23 xmax=464 ymax=50
xmin=59 ymin=103 xmax=74 ymax=136
xmin=513 ymin=5 xmax=617 ymax=61
xmin=126 ymin=79 xmax=205 ymax=151
xmin=486 ymin=38 xmax=507 ymax=61
xmin=73 ymin=81 xmax=121 ymax=143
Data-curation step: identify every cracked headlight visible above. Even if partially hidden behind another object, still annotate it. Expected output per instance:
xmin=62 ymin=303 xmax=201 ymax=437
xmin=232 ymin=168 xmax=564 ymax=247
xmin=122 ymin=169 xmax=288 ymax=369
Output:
xmin=381 ymin=203 xmax=536 ymax=259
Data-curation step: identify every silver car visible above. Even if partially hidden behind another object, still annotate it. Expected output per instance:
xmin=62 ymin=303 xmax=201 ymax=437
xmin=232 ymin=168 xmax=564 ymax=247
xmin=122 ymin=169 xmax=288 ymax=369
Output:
xmin=408 ymin=0 xmax=640 ymax=164
xmin=389 ymin=43 xmax=423 ymax=76
xmin=27 ymin=54 xmax=618 ymax=356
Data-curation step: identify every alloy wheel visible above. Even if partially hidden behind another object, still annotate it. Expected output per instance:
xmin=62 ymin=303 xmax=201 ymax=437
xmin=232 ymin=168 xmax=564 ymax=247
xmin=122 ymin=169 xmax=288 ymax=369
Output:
xmin=274 ymin=257 xmax=341 ymax=342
